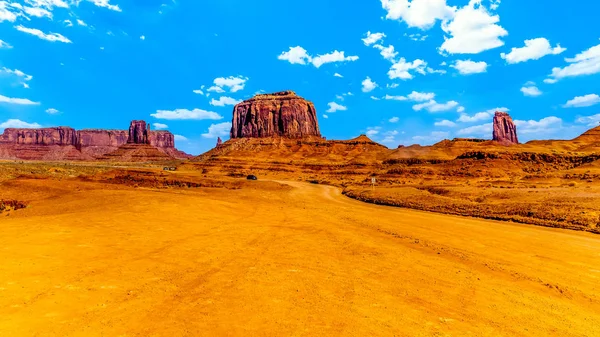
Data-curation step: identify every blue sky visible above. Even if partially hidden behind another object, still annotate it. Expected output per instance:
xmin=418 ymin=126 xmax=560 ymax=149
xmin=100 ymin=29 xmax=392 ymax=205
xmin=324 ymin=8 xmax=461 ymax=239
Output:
xmin=1 ymin=0 xmax=599 ymax=154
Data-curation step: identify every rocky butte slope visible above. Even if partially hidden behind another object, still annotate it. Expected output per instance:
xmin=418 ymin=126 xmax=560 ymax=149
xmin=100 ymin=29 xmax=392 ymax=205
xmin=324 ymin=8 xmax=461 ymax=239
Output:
xmin=493 ymin=111 xmax=519 ymax=144
xmin=0 ymin=120 xmax=190 ymax=161
xmin=230 ymin=91 xmax=321 ymax=139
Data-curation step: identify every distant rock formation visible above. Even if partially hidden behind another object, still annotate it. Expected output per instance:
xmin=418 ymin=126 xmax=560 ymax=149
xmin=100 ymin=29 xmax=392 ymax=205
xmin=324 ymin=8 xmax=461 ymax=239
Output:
xmin=0 ymin=120 xmax=188 ymax=161
xmin=493 ymin=112 xmax=519 ymax=144
xmin=216 ymin=137 xmax=223 ymax=147
xmin=230 ymin=91 xmax=321 ymax=139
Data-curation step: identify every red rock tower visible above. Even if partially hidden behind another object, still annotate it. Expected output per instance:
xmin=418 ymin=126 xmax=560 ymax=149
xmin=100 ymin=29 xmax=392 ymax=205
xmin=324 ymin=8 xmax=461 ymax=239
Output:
xmin=492 ymin=111 xmax=519 ymax=144
xmin=128 ymin=120 xmax=150 ymax=144
xmin=230 ymin=91 xmax=321 ymax=139
xmin=216 ymin=137 xmax=223 ymax=147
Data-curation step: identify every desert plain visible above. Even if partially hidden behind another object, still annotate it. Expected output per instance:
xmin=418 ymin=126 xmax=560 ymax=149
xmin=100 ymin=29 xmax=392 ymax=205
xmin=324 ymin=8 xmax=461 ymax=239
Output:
xmin=1 ymin=161 xmax=599 ymax=337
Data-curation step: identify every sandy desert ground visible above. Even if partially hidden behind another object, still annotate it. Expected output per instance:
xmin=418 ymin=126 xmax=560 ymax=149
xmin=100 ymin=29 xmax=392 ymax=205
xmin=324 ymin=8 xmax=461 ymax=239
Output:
xmin=1 ymin=168 xmax=600 ymax=336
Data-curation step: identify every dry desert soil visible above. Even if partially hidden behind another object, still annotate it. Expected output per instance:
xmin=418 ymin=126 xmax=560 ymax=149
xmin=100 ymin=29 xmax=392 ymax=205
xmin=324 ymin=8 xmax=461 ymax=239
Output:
xmin=1 ymin=167 xmax=600 ymax=336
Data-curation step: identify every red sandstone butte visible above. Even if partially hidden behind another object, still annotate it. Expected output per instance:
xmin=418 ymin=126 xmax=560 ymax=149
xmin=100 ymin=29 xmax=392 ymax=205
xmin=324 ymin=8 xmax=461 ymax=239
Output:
xmin=216 ymin=137 xmax=223 ymax=147
xmin=230 ymin=91 xmax=321 ymax=139
xmin=492 ymin=111 xmax=519 ymax=145
xmin=0 ymin=120 xmax=189 ymax=161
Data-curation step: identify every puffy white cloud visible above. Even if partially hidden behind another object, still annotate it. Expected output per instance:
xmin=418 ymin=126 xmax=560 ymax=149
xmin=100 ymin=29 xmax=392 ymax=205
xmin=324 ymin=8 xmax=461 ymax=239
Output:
xmin=373 ymin=44 xmax=398 ymax=62
xmin=407 ymin=91 xmax=435 ymax=102
xmin=426 ymin=67 xmax=446 ymax=74
xmin=546 ymin=42 xmax=600 ymax=83
xmin=151 ymin=108 xmax=223 ymax=120
xmin=207 ymin=85 xmax=225 ymax=93
xmin=88 ymin=0 xmax=121 ymax=12
xmin=370 ymin=96 xmax=381 ymax=100
xmin=406 ymin=33 xmax=428 ymax=41
xmin=0 ymin=119 xmax=41 ymax=129
xmin=63 ymin=19 xmax=73 ymax=27
xmin=521 ymin=85 xmax=542 ymax=97
xmin=322 ymin=114 xmax=329 ymax=119
xmin=440 ymin=0 xmax=507 ymax=54
xmin=152 ymin=123 xmax=168 ymax=129
xmin=381 ymin=0 xmax=455 ymax=30
xmin=562 ymin=94 xmax=600 ymax=108
xmin=451 ymin=59 xmax=488 ymax=74
xmin=362 ymin=76 xmax=378 ymax=92
xmin=500 ymin=38 xmax=565 ymax=64
xmin=384 ymin=94 xmax=407 ymax=101
xmin=0 ymin=94 xmax=39 ymax=105
xmin=193 ymin=89 xmax=204 ymax=95
xmin=140 ymin=35 xmax=145 ymax=40
xmin=210 ymin=96 xmax=242 ymax=107
xmin=387 ymin=83 xmax=399 ymax=89
xmin=412 ymin=131 xmax=450 ymax=144
xmin=202 ymin=122 xmax=232 ymax=139
xmin=435 ymin=119 xmax=456 ymax=127
xmin=0 ymin=39 xmax=12 ymax=48
xmin=2 ymin=67 xmax=33 ymax=88
xmin=576 ymin=114 xmax=600 ymax=127
xmin=362 ymin=31 xmax=386 ymax=46
xmin=490 ymin=0 xmax=501 ymax=10
xmin=457 ymin=107 xmax=508 ymax=122
xmin=457 ymin=123 xmax=492 ymax=136
xmin=413 ymin=100 xmax=458 ymax=112
xmin=457 ymin=106 xmax=465 ymax=113
xmin=45 ymin=108 xmax=60 ymax=114
xmin=514 ymin=117 xmax=562 ymax=135
xmin=334 ymin=73 xmax=343 ymax=78
xmin=366 ymin=126 xmax=381 ymax=137
xmin=389 ymin=116 xmax=400 ymax=123
xmin=77 ymin=19 xmax=87 ymax=26
xmin=278 ymin=46 xmax=358 ymax=68
xmin=326 ymin=102 xmax=347 ymax=113
xmin=388 ymin=58 xmax=427 ymax=80
xmin=15 ymin=25 xmax=71 ymax=43
xmin=174 ymin=134 xmax=187 ymax=141
xmin=213 ymin=76 xmax=248 ymax=93
xmin=23 ymin=6 xmax=52 ymax=18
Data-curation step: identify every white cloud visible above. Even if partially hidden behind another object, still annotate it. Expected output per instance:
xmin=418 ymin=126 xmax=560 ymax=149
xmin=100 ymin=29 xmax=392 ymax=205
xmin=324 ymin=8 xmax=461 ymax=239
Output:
xmin=413 ymin=100 xmax=459 ymax=112
xmin=366 ymin=126 xmax=381 ymax=137
xmin=77 ymin=19 xmax=87 ymax=27
xmin=435 ymin=119 xmax=456 ymax=127
xmin=1 ymin=67 xmax=33 ymax=87
xmin=370 ymin=96 xmax=381 ymax=100
xmin=207 ymin=85 xmax=225 ymax=93
xmin=457 ymin=107 xmax=508 ymax=122
xmin=576 ymin=114 xmax=600 ymax=127
xmin=326 ymin=102 xmax=347 ymax=113
xmin=335 ymin=95 xmax=344 ymax=101
xmin=384 ymin=94 xmax=407 ymax=101
xmin=0 ymin=94 xmax=39 ymax=105
xmin=23 ymin=6 xmax=52 ymax=18
xmin=322 ymin=114 xmax=329 ymax=119
xmin=389 ymin=116 xmax=400 ymax=123
xmin=387 ymin=83 xmax=399 ymax=89
xmin=451 ymin=59 xmax=488 ymax=74
xmin=0 ymin=39 xmax=12 ymax=48
xmin=362 ymin=31 xmax=386 ymax=46
xmin=457 ymin=106 xmax=465 ymax=113
xmin=45 ymin=108 xmax=59 ymax=114
xmin=440 ymin=0 xmax=508 ymax=54
xmin=151 ymin=108 xmax=223 ymax=120
xmin=426 ymin=67 xmax=446 ymax=74
xmin=388 ymin=58 xmax=427 ymax=80
xmin=381 ymin=0 xmax=455 ymax=30
xmin=0 ymin=2 xmax=19 ymax=22
xmin=407 ymin=33 xmax=428 ymax=41
xmin=457 ymin=123 xmax=492 ymax=136
xmin=373 ymin=44 xmax=398 ymax=62
xmin=407 ymin=91 xmax=435 ymax=102
xmin=521 ymin=86 xmax=542 ymax=97
xmin=193 ymin=89 xmax=204 ymax=95
xmin=202 ymin=122 xmax=231 ymax=139
xmin=278 ymin=46 xmax=358 ymax=68
xmin=490 ymin=0 xmax=501 ymax=10
xmin=213 ymin=76 xmax=248 ymax=93
xmin=546 ymin=42 xmax=600 ymax=83
xmin=500 ymin=38 xmax=565 ymax=64
xmin=152 ymin=123 xmax=168 ymax=129
xmin=140 ymin=35 xmax=145 ymax=40
xmin=562 ymin=94 xmax=600 ymax=108
xmin=311 ymin=50 xmax=359 ymax=68
xmin=0 ymin=119 xmax=41 ymax=129
xmin=210 ymin=96 xmax=242 ymax=107
xmin=514 ymin=117 xmax=562 ymax=135
xmin=362 ymin=76 xmax=378 ymax=92
xmin=174 ymin=134 xmax=187 ymax=141
xmin=64 ymin=19 xmax=73 ymax=27
xmin=334 ymin=73 xmax=343 ymax=78
xmin=15 ymin=25 xmax=71 ymax=43
xmin=88 ymin=0 xmax=121 ymax=12
xmin=412 ymin=131 xmax=450 ymax=144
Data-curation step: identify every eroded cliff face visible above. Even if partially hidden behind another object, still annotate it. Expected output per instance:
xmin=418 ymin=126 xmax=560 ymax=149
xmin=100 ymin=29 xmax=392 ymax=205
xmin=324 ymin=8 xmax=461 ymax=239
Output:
xmin=492 ymin=112 xmax=519 ymax=145
xmin=230 ymin=91 xmax=321 ymax=139
xmin=0 ymin=120 xmax=184 ymax=160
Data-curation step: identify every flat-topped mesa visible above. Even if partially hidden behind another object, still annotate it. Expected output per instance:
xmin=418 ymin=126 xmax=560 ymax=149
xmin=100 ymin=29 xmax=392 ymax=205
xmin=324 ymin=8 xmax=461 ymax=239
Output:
xmin=0 ymin=127 xmax=77 ymax=146
xmin=128 ymin=120 xmax=150 ymax=144
xmin=230 ymin=91 xmax=321 ymax=139
xmin=492 ymin=111 xmax=519 ymax=145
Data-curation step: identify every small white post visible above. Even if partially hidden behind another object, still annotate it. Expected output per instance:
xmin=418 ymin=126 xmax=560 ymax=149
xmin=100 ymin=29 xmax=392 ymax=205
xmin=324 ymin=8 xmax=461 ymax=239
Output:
xmin=371 ymin=177 xmax=376 ymax=190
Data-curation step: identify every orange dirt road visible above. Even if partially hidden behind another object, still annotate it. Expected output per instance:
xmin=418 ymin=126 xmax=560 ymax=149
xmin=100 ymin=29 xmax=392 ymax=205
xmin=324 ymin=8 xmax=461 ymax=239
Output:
xmin=1 ymin=179 xmax=599 ymax=336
